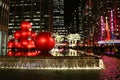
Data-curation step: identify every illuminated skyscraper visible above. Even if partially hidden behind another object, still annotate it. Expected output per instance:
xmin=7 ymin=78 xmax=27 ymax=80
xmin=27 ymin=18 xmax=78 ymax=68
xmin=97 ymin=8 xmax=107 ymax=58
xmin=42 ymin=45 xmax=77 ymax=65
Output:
xmin=9 ymin=0 xmax=49 ymax=34
xmin=93 ymin=0 xmax=120 ymax=41
xmin=9 ymin=0 xmax=65 ymax=35
xmin=53 ymin=0 xmax=66 ymax=35
xmin=0 ymin=0 xmax=9 ymax=56
xmin=68 ymin=0 xmax=84 ymax=34
xmin=82 ymin=0 xmax=94 ymax=45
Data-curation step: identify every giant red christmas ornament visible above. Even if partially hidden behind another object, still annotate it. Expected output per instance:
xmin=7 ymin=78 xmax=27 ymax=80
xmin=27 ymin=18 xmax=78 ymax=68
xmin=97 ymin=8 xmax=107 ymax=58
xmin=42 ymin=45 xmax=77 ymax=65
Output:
xmin=14 ymin=30 xmax=21 ymax=39
xmin=8 ymin=39 xmax=15 ymax=48
xmin=31 ymin=31 xmax=37 ymax=40
xmin=21 ymin=30 xmax=31 ymax=39
xmin=27 ymin=39 xmax=35 ymax=48
xmin=7 ymin=50 xmax=13 ymax=56
xmin=8 ymin=21 xmax=53 ymax=57
xmin=14 ymin=51 xmax=22 ymax=56
xmin=14 ymin=40 xmax=21 ymax=48
xmin=20 ymin=21 xmax=32 ymax=30
xmin=35 ymin=32 xmax=55 ymax=52
xmin=21 ymin=39 xmax=29 ymax=48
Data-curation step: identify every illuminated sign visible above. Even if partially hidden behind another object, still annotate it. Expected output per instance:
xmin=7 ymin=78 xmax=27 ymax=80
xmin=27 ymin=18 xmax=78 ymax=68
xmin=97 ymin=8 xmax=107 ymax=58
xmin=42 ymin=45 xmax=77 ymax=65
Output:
xmin=98 ymin=40 xmax=120 ymax=44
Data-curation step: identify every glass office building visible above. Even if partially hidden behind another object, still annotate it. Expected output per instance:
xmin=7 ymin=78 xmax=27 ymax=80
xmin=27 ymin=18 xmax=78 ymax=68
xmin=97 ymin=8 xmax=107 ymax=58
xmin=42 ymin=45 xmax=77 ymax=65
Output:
xmin=0 ymin=0 xmax=9 ymax=56
xmin=53 ymin=0 xmax=67 ymax=35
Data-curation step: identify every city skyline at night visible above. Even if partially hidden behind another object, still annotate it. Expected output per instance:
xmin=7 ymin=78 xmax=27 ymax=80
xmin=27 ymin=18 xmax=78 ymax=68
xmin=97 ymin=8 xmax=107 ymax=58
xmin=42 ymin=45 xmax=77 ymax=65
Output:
xmin=0 ymin=0 xmax=120 ymax=56
xmin=0 ymin=1 xmax=120 ymax=80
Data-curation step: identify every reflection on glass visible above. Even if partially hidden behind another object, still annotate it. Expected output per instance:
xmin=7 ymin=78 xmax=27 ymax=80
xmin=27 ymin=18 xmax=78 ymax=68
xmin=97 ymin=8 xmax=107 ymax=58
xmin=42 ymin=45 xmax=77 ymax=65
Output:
xmin=2 ymin=32 xmax=7 ymax=56
xmin=0 ymin=31 xmax=2 ymax=55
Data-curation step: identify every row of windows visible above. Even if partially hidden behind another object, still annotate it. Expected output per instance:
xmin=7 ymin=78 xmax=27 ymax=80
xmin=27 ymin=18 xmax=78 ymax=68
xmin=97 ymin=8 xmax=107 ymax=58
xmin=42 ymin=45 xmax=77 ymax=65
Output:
xmin=0 ymin=1 xmax=9 ymax=11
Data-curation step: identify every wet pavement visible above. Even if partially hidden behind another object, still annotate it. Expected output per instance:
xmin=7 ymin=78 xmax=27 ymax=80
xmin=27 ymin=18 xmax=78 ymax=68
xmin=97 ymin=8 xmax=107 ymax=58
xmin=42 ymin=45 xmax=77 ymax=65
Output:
xmin=100 ymin=56 xmax=120 ymax=80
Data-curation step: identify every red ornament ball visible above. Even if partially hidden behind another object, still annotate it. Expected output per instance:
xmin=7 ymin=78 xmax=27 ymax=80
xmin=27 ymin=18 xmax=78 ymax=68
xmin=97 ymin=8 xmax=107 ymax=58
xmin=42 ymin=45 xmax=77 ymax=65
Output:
xmin=14 ymin=51 xmax=22 ymax=56
xmin=7 ymin=50 xmax=13 ymax=56
xmin=14 ymin=40 xmax=21 ymax=48
xmin=27 ymin=39 xmax=35 ymax=48
xmin=21 ymin=30 xmax=31 ymax=39
xmin=14 ymin=30 xmax=21 ymax=39
xmin=8 ymin=39 xmax=15 ymax=48
xmin=35 ymin=32 xmax=55 ymax=52
xmin=20 ymin=21 xmax=32 ymax=30
xmin=21 ymin=39 xmax=29 ymax=48
xmin=31 ymin=31 xmax=37 ymax=40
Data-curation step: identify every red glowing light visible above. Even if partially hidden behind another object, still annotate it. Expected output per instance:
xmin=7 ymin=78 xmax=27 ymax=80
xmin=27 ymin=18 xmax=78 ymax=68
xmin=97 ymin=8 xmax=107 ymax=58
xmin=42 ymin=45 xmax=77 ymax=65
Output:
xmin=20 ymin=21 xmax=32 ymax=30
xmin=27 ymin=40 xmax=35 ymax=48
xmin=14 ymin=41 xmax=21 ymax=48
xmin=21 ymin=30 xmax=31 ymax=39
xmin=31 ymin=31 xmax=37 ymax=40
xmin=14 ymin=51 xmax=22 ymax=56
xmin=14 ymin=30 xmax=21 ymax=39
xmin=8 ymin=39 xmax=15 ymax=48
xmin=21 ymin=39 xmax=29 ymax=48
xmin=7 ymin=50 xmax=13 ymax=56
xmin=8 ymin=20 xmax=55 ymax=57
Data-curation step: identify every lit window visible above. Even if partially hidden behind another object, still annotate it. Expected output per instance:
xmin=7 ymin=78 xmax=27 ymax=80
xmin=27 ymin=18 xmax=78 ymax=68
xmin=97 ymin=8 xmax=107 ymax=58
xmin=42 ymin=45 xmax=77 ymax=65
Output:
xmin=9 ymin=23 xmax=14 ymax=25
xmin=33 ymin=19 xmax=40 ymax=21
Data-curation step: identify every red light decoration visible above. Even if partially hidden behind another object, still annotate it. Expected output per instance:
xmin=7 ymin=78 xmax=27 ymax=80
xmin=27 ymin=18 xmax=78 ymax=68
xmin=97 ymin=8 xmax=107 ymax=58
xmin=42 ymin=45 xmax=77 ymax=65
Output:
xmin=20 ymin=21 xmax=32 ymax=30
xmin=14 ymin=30 xmax=21 ymax=39
xmin=27 ymin=39 xmax=35 ymax=48
xmin=31 ymin=31 xmax=37 ymax=40
xmin=7 ymin=50 xmax=13 ymax=56
xmin=27 ymin=52 xmax=33 ymax=56
xmin=8 ymin=21 xmax=55 ymax=57
xmin=21 ymin=30 xmax=31 ymax=39
xmin=8 ymin=39 xmax=15 ymax=48
xmin=14 ymin=51 xmax=22 ymax=56
xmin=14 ymin=41 xmax=21 ymax=48
xmin=21 ymin=39 xmax=29 ymax=48
xmin=35 ymin=32 xmax=55 ymax=52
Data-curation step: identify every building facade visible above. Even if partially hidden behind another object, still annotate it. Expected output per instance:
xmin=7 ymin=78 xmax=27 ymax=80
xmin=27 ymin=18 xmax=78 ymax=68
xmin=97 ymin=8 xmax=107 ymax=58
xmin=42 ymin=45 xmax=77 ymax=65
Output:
xmin=80 ymin=0 xmax=120 ymax=45
xmin=9 ymin=0 xmax=66 ymax=35
xmin=0 ymin=0 xmax=9 ymax=56
xmin=53 ymin=0 xmax=66 ymax=35
xmin=67 ymin=0 xmax=84 ymax=42
xmin=92 ymin=0 xmax=120 ymax=42
xmin=82 ymin=0 xmax=94 ymax=45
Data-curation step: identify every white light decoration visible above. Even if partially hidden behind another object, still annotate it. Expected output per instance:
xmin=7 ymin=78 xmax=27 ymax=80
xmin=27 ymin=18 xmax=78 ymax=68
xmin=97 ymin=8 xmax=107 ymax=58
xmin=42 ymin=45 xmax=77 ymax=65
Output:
xmin=0 ymin=58 xmax=105 ymax=70
xmin=100 ymin=16 xmax=105 ymax=40
xmin=110 ymin=10 xmax=115 ymax=39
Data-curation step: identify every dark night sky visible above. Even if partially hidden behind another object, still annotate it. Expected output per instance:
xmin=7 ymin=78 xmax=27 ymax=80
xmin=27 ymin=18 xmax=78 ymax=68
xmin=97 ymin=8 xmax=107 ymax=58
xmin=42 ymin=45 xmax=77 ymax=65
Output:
xmin=64 ymin=0 xmax=79 ymax=26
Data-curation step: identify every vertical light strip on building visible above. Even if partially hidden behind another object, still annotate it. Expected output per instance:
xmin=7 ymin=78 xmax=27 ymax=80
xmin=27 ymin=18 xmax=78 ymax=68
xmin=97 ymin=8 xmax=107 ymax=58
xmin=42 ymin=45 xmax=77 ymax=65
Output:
xmin=110 ymin=10 xmax=115 ymax=39
xmin=105 ymin=17 xmax=110 ymax=40
xmin=100 ymin=16 xmax=105 ymax=40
